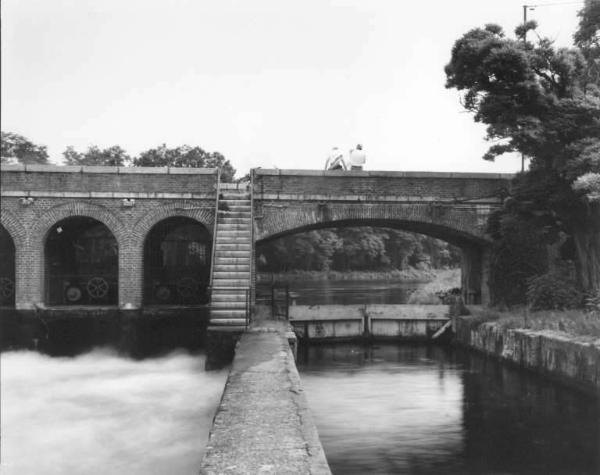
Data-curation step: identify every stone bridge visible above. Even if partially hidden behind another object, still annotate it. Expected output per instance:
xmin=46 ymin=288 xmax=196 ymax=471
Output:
xmin=252 ymin=169 xmax=512 ymax=305
xmin=0 ymin=165 xmax=511 ymax=349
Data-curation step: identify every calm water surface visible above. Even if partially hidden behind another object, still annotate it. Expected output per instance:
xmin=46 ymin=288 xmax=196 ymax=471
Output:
xmin=0 ymin=349 xmax=227 ymax=475
xmin=258 ymin=279 xmax=422 ymax=305
xmin=298 ymin=343 xmax=600 ymax=475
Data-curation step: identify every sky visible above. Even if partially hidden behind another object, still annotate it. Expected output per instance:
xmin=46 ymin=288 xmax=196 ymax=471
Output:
xmin=1 ymin=0 xmax=585 ymax=176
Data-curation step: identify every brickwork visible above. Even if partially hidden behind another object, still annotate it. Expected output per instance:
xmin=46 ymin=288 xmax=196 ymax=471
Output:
xmin=1 ymin=166 xmax=508 ymax=311
xmin=252 ymin=170 xmax=511 ymax=305
xmin=1 ymin=166 xmax=218 ymax=309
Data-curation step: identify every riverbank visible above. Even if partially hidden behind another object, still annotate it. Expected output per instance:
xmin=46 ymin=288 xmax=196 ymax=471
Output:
xmin=257 ymin=268 xmax=442 ymax=283
xmin=406 ymin=268 xmax=461 ymax=304
xmin=455 ymin=310 xmax=600 ymax=392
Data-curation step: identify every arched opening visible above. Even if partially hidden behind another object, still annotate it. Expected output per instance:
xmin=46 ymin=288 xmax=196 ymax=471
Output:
xmin=45 ymin=217 xmax=118 ymax=306
xmin=0 ymin=225 xmax=16 ymax=307
xmin=256 ymin=224 xmax=466 ymax=306
xmin=143 ymin=217 xmax=212 ymax=305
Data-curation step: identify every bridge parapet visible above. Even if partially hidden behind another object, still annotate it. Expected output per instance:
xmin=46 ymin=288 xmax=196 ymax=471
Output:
xmin=252 ymin=169 xmax=512 ymax=204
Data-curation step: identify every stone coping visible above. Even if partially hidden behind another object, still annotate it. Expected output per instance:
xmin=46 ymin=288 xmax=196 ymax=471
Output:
xmin=1 ymin=190 xmax=215 ymax=199
xmin=0 ymin=164 xmax=218 ymax=175
xmin=254 ymin=168 xmax=515 ymax=180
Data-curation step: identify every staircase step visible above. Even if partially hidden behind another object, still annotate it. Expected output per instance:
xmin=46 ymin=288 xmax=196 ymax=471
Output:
xmin=221 ymin=197 xmax=251 ymax=204
xmin=218 ymin=211 xmax=251 ymax=219
xmin=225 ymin=205 xmax=251 ymax=211
xmin=210 ymin=300 xmax=246 ymax=311
xmin=215 ymin=251 xmax=251 ymax=259
xmin=213 ymin=271 xmax=250 ymax=279
xmin=212 ymin=279 xmax=251 ymax=287
xmin=211 ymin=291 xmax=248 ymax=300
xmin=214 ymin=257 xmax=251 ymax=264
xmin=219 ymin=217 xmax=251 ymax=224
xmin=217 ymin=230 xmax=251 ymax=237
xmin=213 ymin=265 xmax=251 ymax=273
xmin=210 ymin=309 xmax=248 ymax=318
xmin=215 ymin=243 xmax=251 ymax=251
xmin=217 ymin=223 xmax=251 ymax=231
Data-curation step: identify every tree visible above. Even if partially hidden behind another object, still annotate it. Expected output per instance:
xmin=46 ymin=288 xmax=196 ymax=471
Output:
xmin=62 ymin=145 xmax=130 ymax=166
xmin=133 ymin=144 xmax=236 ymax=182
xmin=445 ymin=10 xmax=600 ymax=295
xmin=1 ymin=131 xmax=49 ymax=164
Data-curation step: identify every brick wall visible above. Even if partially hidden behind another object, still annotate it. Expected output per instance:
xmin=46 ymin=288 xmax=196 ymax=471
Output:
xmin=0 ymin=166 xmax=218 ymax=309
xmin=253 ymin=169 xmax=512 ymax=202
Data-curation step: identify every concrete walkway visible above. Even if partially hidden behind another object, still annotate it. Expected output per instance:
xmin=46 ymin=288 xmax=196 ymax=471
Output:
xmin=200 ymin=319 xmax=331 ymax=475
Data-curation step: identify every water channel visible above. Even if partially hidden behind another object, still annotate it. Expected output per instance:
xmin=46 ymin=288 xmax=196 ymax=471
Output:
xmin=257 ymin=279 xmax=422 ymax=305
xmin=298 ymin=343 xmax=600 ymax=475
xmin=2 ymin=280 xmax=598 ymax=474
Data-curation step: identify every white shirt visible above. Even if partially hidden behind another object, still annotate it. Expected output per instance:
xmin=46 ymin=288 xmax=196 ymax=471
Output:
xmin=349 ymin=148 xmax=366 ymax=166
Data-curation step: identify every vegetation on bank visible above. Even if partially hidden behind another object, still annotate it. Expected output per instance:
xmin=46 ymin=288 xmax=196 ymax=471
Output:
xmin=257 ymin=227 xmax=460 ymax=274
xmin=406 ymin=269 xmax=461 ymax=304
xmin=469 ymin=307 xmax=600 ymax=339
xmin=446 ymin=4 xmax=600 ymax=306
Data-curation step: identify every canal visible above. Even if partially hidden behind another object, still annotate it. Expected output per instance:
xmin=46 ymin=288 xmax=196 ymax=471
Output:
xmin=257 ymin=279 xmax=423 ymax=305
xmin=298 ymin=343 xmax=600 ymax=474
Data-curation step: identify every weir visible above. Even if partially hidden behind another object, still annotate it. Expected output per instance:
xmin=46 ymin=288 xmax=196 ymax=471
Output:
xmin=200 ymin=319 xmax=331 ymax=475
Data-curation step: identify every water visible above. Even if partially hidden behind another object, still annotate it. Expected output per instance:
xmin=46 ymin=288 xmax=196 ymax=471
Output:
xmin=298 ymin=343 xmax=600 ymax=475
xmin=257 ymin=279 xmax=422 ymax=305
xmin=0 ymin=349 xmax=227 ymax=475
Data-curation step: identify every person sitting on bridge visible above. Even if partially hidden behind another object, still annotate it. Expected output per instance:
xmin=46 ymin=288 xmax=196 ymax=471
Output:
xmin=325 ymin=147 xmax=347 ymax=171
xmin=348 ymin=144 xmax=366 ymax=170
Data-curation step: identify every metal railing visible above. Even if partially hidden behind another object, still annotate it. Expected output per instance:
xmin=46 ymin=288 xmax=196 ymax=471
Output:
xmin=208 ymin=168 xmax=221 ymax=292
xmin=271 ymin=284 xmax=289 ymax=320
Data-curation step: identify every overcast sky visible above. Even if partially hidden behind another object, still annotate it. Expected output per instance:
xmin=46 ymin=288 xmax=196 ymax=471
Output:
xmin=1 ymin=0 xmax=584 ymax=175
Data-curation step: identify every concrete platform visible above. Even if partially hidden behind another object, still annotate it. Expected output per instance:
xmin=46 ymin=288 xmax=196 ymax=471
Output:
xmin=200 ymin=319 xmax=331 ymax=475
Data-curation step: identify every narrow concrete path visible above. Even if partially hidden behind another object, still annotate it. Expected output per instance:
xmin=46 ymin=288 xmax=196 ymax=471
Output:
xmin=200 ymin=320 xmax=331 ymax=475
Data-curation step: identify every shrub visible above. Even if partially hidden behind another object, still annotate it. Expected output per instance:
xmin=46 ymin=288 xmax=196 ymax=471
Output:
xmin=526 ymin=272 xmax=583 ymax=310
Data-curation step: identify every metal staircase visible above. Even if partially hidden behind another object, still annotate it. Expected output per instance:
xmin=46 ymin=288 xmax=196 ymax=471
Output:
xmin=208 ymin=182 xmax=252 ymax=331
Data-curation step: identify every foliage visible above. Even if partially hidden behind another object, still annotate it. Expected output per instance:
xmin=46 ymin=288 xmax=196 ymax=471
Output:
xmin=133 ymin=144 xmax=236 ymax=182
xmin=445 ymin=7 xmax=600 ymax=297
xmin=526 ymin=271 xmax=583 ymax=310
xmin=487 ymin=210 xmax=548 ymax=306
xmin=63 ymin=145 xmax=130 ymax=166
xmin=471 ymin=306 xmax=600 ymax=338
xmin=1 ymin=131 xmax=49 ymax=164
xmin=257 ymin=227 xmax=461 ymax=273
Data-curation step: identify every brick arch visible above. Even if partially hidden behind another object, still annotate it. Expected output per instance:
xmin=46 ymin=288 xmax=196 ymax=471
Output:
xmin=131 ymin=203 xmax=215 ymax=247
xmin=32 ymin=201 xmax=127 ymax=247
xmin=27 ymin=202 xmax=126 ymax=306
xmin=0 ymin=209 xmax=27 ymax=246
xmin=255 ymin=202 xmax=491 ymax=247
xmin=121 ymin=204 xmax=215 ymax=308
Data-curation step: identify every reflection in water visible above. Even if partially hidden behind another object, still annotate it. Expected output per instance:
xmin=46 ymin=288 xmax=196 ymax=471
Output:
xmin=257 ymin=280 xmax=421 ymax=305
xmin=1 ymin=350 xmax=227 ymax=475
xmin=298 ymin=344 xmax=600 ymax=475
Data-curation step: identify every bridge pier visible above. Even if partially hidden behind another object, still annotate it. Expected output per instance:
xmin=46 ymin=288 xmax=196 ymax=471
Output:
xmin=461 ymin=245 xmax=491 ymax=305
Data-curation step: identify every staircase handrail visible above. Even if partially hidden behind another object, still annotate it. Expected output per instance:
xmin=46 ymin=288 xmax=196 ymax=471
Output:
xmin=249 ymin=168 xmax=255 ymax=311
xmin=208 ymin=168 xmax=221 ymax=290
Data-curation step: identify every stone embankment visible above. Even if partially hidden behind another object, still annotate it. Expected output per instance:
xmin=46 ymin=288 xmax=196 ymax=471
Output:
xmin=455 ymin=315 xmax=600 ymax=392
xmin=200 ymin=319 xmax=331 ymax=475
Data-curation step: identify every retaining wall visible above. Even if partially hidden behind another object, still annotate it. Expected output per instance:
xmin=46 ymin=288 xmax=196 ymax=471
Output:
xmin=455 ymin=316 xmax=600 ymax=392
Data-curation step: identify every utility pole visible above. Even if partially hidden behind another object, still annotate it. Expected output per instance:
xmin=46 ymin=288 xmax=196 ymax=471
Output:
xmin=520 ymin=5 xmax=536 ymax=172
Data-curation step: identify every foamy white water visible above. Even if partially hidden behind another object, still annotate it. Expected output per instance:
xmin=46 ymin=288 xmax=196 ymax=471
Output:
xmin=0 ymin=349 xmax=227 ymax=475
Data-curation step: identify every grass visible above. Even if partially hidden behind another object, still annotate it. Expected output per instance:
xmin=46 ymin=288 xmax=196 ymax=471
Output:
xmin=470 ymin=307 xmax=600 ymax=339
xmin=406 ymin=268 xmax=461 ymax=304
